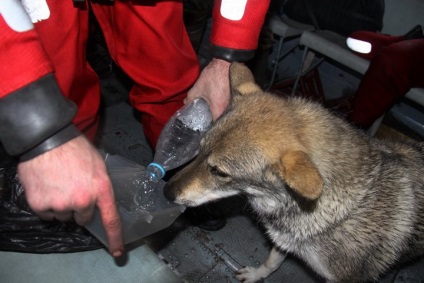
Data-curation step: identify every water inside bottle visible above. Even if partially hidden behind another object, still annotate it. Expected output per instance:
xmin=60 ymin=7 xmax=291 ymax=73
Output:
xmin=154 ymin=117 xmax=203 ymax=171
xmin=130 ymin=98 xmax=212 ymax=212
xmin=131 ymin=166 xmax=163 ymax=211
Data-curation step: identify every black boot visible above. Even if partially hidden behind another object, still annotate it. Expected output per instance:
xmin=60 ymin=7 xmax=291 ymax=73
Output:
xmin=404 ymin=24 xmax=424 ymax=40
xmin=184 ymin=203 xmax=226 ymax=231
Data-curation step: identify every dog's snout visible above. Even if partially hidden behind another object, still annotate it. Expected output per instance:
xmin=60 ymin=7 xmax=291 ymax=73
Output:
xmin=163 ymin=183 xmax=176 ymax=201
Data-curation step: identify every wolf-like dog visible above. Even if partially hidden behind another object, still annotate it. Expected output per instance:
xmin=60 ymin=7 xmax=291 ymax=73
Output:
xmin=164 ymin=63 xmax=424 ymax=282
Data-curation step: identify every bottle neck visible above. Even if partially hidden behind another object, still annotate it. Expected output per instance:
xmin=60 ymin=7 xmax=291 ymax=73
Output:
xmin=147 ymin=162 xmax=165 ymax=180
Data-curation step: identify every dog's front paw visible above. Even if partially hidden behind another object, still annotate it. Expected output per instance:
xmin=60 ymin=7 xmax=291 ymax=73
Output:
xmin=235 ymin=247 xmax=286 ymax=282
xmin=235 ymin=266 xmax=266 ymax=283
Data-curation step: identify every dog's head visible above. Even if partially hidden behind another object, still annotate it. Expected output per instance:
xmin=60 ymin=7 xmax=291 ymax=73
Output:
xmin=164 ymin=63 xmax=323 ymax=207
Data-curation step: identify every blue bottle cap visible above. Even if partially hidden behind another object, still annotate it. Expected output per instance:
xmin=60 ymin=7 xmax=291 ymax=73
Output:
xmin=147 ymin=162 xmax=165 ymax=178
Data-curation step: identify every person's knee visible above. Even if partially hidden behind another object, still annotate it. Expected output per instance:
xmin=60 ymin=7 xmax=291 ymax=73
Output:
xmin=374 ymin=43 xmax=412 ymax=80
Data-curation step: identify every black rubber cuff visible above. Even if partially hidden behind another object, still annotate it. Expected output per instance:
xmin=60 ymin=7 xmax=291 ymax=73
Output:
xmin=20 ymin=124 xmax=81 ymax=161
xmin=0 ymin=74 xmax=80 ymax=159
xmin=209 ymin=44 xmax=255 ymax=62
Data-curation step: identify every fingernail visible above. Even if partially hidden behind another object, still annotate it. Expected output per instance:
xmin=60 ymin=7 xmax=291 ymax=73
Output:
xmin=112 ymin=250 xmax=122 ymax=257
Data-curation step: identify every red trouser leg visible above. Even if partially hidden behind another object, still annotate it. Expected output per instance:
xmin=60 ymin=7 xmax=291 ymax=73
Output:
xmin=34 ymin=1 xmax=101 ymax=140
xmin=91 ymin=1 xmax=199 ymax=147
xmin=349 ymin=39 xmax=424 ymax=128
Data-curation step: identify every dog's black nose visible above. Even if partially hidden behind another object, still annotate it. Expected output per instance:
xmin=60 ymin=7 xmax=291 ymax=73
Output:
xmin=163 ymin=183 xmax=176 ymax=201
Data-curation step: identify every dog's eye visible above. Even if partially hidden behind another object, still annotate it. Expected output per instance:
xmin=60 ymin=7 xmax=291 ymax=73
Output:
xmin=210 ymin=166 xmax=229 ymax=178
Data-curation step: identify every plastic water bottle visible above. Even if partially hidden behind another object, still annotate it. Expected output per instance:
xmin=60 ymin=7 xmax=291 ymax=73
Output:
xmin=133 ymin=98 xmax=213 ymax=209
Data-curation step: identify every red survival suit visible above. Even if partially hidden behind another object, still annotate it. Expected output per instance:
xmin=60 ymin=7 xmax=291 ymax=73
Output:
xmin=0 ymin=0 xmax=270 ymax=161
xmin=347 ymin=31 xmax=424 ymax=128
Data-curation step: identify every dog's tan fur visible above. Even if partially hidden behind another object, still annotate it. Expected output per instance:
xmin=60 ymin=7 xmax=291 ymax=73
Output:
xmin=164 ymin=63 xmax=424 ymax=282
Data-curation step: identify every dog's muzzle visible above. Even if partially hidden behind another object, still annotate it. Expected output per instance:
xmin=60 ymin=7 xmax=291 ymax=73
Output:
xmin=163 ymin=183 xmax=177 ymax=202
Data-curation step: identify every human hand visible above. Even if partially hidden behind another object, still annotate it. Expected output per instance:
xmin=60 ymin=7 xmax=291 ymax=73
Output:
xmin=17 ymin=135 xmax=124 ymax=257
xmin=185 ymin=58 xmax=231 ymax=120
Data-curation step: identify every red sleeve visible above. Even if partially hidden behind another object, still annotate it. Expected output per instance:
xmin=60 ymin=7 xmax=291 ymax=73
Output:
xmin=210 ymin=0 xmax=271 ymax=51
xmin=0 ymin=13 xmax=53 ymax=97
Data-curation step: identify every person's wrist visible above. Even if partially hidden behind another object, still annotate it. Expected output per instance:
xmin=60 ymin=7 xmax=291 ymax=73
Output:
xmin=0 ymin=74 xmax=78 ymax=158
xmin=210 ymin=58 xmax=231 ymax=68
xmin=20 ymin=124 xmax=82 ymax=162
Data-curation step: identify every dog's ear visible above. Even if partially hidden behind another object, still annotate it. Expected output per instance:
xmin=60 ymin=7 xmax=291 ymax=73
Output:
xmin=276 ymin=151 xmax=323 ymax=200
xmin=229 ymin=62 xmax=262 ymax=102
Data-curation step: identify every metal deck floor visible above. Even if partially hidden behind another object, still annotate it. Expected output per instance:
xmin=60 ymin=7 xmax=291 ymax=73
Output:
xmin=96 ymin=99 xmax=424 ymax=283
